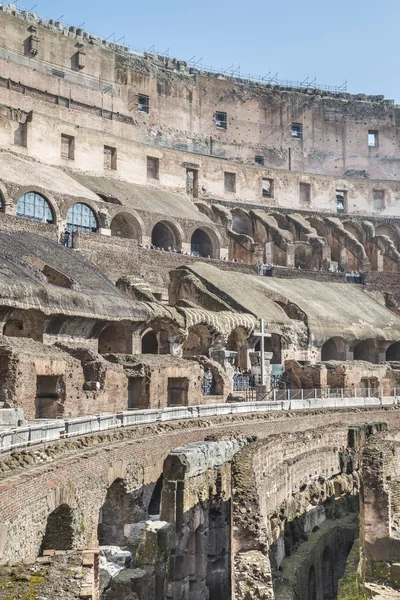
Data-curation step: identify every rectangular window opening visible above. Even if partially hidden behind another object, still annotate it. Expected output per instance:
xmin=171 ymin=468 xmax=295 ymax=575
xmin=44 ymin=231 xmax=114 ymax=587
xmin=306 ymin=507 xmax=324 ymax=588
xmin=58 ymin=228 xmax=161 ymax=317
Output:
xmin=224 ymin=171 xmax=236 ymax=194
xmin=186 ymin=168 xmax=199 ymax=197
xmin=215 ymin=111 xmax=227 ymax=129
xmin=104 ymin=145 xmax=117 ymax=170
xmin=336 ymin=190 xmax=346 ymax=213
xmin=147 ymin=156 xmax=160 ymax=180
xmin=262 ymin=178 xmax=273 ymax=198
xmin=255 ymin=156 xmax=265 ymax=166
xmin=167 ymin=377 xmax=189 ymax=407
xmin=373 ymin=189 xmax=385 ymax=209
xmin=299 ymin=182 xmax=311 ymax=204
xmin=368 ymin=130 xmax=378 ymax=147
xmin=138 ymin=94 xmax=150 ymax=113
xmin=61 ymin=134 xmax=75 ymax=160
xmin=291 ymin=123 xmax=303 ymax=139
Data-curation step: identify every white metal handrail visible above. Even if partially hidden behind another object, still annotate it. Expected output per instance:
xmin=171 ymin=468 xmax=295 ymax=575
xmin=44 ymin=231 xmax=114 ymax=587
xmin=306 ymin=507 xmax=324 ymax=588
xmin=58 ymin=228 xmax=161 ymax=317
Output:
xmin=0 ymin=388 xmax=397 ymax=455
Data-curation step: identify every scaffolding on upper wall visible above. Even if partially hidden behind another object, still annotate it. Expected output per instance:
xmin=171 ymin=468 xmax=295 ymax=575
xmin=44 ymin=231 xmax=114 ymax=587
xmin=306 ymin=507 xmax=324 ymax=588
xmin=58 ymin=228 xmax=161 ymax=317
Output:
xmin=1 ymin=1 xmax=349 ymax=95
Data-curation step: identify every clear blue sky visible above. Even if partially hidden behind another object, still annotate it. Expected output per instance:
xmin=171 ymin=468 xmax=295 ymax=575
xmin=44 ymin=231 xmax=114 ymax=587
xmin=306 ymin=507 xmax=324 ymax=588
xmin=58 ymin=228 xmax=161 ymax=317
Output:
xmin=13 ymin=0 xmax=400 ymax=100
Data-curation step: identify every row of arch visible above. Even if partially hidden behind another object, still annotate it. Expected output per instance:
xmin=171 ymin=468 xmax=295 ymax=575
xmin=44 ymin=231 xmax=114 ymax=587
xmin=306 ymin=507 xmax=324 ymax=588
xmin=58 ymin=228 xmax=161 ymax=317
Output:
xmin=321 ymin=337 xmax=400 ymax=363
xmin=7 ymin=191 xmax=219 ymax=257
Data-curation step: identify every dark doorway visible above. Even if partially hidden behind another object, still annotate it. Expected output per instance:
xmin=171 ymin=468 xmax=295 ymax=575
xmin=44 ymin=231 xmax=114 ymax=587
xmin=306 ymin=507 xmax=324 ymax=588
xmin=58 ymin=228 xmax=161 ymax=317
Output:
xmin=128 ymin=377 xmax=148 ymax=409
xmin=191 ymin=228 xmax=214 ymax=257
xmin=167 ymin=378 xmax=189 ymax=406
xmin=151 ymin=222 xmax=177 ymax=250
xmin=35 ymin=375 xmax=64 ymax=419
xmin=98 ymin=479 xmax=133 ymax=546
xmin=40 ymin=504 xmax=74 ymax=554
xmin=142 ymin=330 xmax=158 ymax=354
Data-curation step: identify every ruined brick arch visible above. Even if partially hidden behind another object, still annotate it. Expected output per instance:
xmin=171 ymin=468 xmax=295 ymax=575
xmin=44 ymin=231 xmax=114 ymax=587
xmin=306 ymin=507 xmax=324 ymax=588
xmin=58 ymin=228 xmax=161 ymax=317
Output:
xmin=98 ymin=320 xmax=133 ymax=354
xmin=98 ymin=478 xmax=133 ymax=546
xmin=322 ymin=546 xmax=334 ymax=598
xmin=182 ymin=324 xmax=217 ymax=358
xmin=353 ymin=338 xmax=379 ymax=363
xmin=141 ymin=328 xmax=159 ymax=354
xmin=194 ymin=201 xmax=214 ymax=221
xmin=375 ymin=223 xmax=400 ymax=248
xmin=342 ymin=220 xmax=365 ymax=244
xmin=110 ymin=209 xmax=144 ymax=242
xmin=40 ymin=504 xmax=74 ymax=555
xmin=306 ymin=217 xmax=328 ymax=239
xmin=140 ymin=319 xmax=183 ymax=355
xmin=321 ymin=337 xmax=347 ymax=361
xmin=386 ymin=341 xmax=400 ymax=361
xmin=151 ymin=219 xmax=182 ymax=250
xmin=308 ymin=564 xmax=317 ymax=600
xmin=231 ymin=208 xmax=253 ymax=236
xmin=294 ymin=243 xmax=321 ymax=270
xmin=190 ymin=225 xmax=221 ymax=259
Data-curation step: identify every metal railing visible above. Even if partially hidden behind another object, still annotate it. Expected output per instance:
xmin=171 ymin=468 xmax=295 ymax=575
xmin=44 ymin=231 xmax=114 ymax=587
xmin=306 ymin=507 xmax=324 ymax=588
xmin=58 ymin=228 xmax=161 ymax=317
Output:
xmin=233 ymin=374 xmax=253 ymax=391
xmin=0 ymin=388 xmax=397 ymax=454
xmin=346 ymin=273 xmax=364 ymax=285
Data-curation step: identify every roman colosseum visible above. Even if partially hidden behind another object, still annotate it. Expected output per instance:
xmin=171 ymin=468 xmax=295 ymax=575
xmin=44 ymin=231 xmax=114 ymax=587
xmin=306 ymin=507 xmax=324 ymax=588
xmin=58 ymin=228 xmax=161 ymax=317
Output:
xmin=0 ymin=4 xmax=399 ymax=599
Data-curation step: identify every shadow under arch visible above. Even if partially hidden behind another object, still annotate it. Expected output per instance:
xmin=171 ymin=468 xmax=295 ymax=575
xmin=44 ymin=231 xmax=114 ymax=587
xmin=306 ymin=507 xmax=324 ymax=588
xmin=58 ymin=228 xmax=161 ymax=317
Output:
xmin=40 ymin=504 xmax=74 ymax=555
xmin=110 ymin=210 xmax=143 ymax=242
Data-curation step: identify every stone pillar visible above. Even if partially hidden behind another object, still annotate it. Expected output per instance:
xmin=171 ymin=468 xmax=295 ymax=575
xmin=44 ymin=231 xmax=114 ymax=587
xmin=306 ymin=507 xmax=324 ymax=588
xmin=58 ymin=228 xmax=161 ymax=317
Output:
xmin=264 ymin=241 xmax=274 ymax=264
xmin=219 ymin=246 xmax=229 ymax=260
xmin=286 ymin=243 xmax=295 ymax=268
xmin=339 ymin=246 xmax=348 ymax=271
xmin=250 ymin=351 xmax=272 ymax=395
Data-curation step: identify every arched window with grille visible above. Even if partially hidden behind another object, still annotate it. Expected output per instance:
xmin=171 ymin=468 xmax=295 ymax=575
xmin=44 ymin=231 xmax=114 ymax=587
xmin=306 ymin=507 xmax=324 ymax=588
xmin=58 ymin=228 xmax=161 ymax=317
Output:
xmin=65 ymin=203 xmax=98 ymax=246
xmin=16 ymin=192 xmax=54 ymax=224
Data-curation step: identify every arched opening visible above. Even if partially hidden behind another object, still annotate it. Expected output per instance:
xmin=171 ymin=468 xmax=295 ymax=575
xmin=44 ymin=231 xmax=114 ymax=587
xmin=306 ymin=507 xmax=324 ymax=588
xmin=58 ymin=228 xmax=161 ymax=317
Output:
xmin=148 ymin=475 xmax=163 ymax=516
xmin=343 ymin=222 xmax=364 ymax=243
xmin=98 ymin=321 xmax=132 ymax=354
xmin=308 ymin=565 xmax=317 ymax=600
xmin=321 ymin=337 xmax=347 ymax=361
xmin=182 ymin=325 xmax=214 ymax=358
xmin=151 ymin=221 xmax=179 ymax=250
xmin=110 ymin=212 xmax=142 ymax=241
xmin=375 ymin=224 xmax=400 ymax=248
xmin=294 ymin=244 xmax=320 ymax=270
xmin=226 ymin=327 xmax=249 ymax=370
xmin=98 ymin=479 xmax=133 ymax=546
xmin=386 ymin=341 xmax=400 ymax=361
xmin=353 ymin=339 xmax=379 ymax=363
xmin=232 ymin=212 xmax=252 ymax=236
xmin=255 ymin=333 xmax=282 ymax=364
xmin=40 ymin=504 xmax=74 ymax=555
xmin=66 ymin=203 xmax=98 ymax=246
xmin=16 ymin=191 xmax=54 ymax=224
xmin=322 ymin=546 xmax=334 ymax=598
xmin=191 ymin=228 xmax=214 ymax=258
xmin=142 ymin=330 xmax=159 ymax=354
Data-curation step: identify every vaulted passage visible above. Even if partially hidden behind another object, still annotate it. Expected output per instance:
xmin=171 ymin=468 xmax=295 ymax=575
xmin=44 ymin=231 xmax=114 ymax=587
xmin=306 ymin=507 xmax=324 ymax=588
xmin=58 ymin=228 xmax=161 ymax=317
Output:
xmin=151 ymin=221 xmax=180 ymax=250
xmin=321 ymin=337 xmax=346 ymax=361
xmin=191 ymin=228 xmax=214 ymax=257
xmin=40 ymin=504 xmax=74 ymax=555
xmin=141 ymin=329 xmax=159 ymax=354
xmin=98 ymin=479 xmax=133 ymax=546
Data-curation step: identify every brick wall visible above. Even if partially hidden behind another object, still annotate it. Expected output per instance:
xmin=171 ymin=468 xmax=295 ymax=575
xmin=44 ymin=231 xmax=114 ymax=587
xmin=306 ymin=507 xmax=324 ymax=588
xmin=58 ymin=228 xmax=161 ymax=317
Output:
xmin=1 ymin=406 xmax=400 ymax=563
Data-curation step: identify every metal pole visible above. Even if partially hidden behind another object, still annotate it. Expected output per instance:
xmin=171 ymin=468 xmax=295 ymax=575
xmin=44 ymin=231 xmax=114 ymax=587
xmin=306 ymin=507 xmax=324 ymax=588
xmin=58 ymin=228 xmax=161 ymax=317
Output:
xmin=260 ymin=318 xmax=265 ymax=386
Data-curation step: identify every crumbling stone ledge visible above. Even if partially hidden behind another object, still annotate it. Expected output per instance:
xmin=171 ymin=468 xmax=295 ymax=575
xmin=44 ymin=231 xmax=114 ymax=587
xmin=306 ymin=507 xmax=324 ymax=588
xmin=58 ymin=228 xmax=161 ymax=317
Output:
xmin=0 ymin=405 xmax=398 ymax=479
